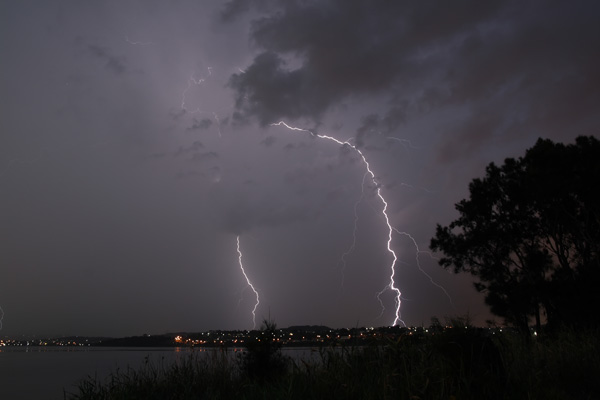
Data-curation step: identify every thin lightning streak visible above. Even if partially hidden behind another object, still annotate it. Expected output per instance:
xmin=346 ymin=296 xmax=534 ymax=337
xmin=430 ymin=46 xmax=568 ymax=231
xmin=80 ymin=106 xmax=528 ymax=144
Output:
xmin=236 ymin=235 xmax=260 ymax=329
xmin=392 ymin=227 xmax=456 ymax=310
xmin=339 ymin=172 xmax=368 ymax=290
xmin=0 ymin=306 xmax=3 ymax=330
xmin=121 ymin=35 xmax=224 ymax=136
xmin=212 ymin=112 xmax=222 ymax=137
xmin=180 ymin=68 xmax=212 ymax=114
xmin=180 ymin=68 xmax=227 ymax=137
xmin=124 ymin=36 xmax=154 ymax=46
xmin=123 ymin=38 xmax=227 ymax=137
xmin=386 ymin=136 xmax=419 ymax=149
xmin=271 ymin=121 xmax=404 ymax=326
xmin=235 ymin=287 xmax=247 ymax=310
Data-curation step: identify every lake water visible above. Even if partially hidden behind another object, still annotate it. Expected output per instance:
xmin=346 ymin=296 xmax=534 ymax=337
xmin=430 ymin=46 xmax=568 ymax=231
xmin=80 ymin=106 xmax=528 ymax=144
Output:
xmin=0 ymin=346 xmax=320 ymax=399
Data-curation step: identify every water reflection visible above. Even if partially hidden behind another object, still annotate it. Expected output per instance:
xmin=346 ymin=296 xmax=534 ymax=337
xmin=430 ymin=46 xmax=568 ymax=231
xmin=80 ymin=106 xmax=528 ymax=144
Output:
xmin=0 ymin=346 xmax=322 ymax=400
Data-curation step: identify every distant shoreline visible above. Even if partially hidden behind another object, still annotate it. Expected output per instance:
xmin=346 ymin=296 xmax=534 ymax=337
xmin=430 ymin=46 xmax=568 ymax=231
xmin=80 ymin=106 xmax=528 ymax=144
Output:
xmin=1 ymin=325 xmax=511 ymax=348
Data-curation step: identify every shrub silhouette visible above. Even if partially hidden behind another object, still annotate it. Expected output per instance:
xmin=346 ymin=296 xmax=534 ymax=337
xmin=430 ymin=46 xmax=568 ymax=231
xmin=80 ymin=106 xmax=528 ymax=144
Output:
xmin=239 ymin=318 xmax=290 ymax=381
xmin=431 ymin=326 xmax=505 ymax=395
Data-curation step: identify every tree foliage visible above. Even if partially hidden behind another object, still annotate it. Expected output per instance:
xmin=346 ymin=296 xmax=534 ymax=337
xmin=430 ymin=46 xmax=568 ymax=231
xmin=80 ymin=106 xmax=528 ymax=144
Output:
xmin=431 ymin=136 xmax=600 ymax=332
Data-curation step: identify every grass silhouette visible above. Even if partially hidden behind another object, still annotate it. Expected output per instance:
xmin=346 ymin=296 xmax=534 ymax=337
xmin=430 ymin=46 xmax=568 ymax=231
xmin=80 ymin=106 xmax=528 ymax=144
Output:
xmin=66 ymin=324 xmax=599 ymax=400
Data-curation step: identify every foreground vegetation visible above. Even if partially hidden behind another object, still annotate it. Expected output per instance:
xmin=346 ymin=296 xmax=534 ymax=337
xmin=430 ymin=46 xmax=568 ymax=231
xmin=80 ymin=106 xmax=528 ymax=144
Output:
xmin=66 ymin=324 xmax=599 ymax=400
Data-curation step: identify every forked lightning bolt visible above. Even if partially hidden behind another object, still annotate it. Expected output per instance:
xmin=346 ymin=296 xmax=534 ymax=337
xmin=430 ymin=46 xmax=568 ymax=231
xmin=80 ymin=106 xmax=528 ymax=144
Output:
xmin=236 ymin=235 xmax=260 ymax=329
xmin=271 ymin=121 xmax=404 ymax=326
xmin=179 ymin=67 xmax=231 ymax=137
xmin=392 ymin=228 xmax=455 ymax=310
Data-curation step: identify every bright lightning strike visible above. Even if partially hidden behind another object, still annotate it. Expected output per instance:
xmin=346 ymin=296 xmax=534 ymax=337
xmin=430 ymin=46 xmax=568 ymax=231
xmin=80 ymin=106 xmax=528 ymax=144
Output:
xmin=271 ymin=121 xmax=404 ymax=326
xmin=236 ymin=235 xmax=260 ymax=329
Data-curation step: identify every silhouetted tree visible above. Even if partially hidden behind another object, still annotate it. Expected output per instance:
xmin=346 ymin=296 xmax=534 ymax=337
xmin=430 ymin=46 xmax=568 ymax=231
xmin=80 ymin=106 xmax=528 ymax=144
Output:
xmin=431 ymin=136 xmax=600 ymax=333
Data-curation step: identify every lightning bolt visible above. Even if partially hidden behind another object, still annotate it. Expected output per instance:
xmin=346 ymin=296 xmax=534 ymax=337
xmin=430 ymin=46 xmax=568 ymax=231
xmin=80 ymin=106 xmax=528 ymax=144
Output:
xmin=236 ymin=235 xmax=260 ymax=329
xmin=338 ymin=172 xmax=368 ymax=290
xmin=386 ymin=136 xmax=419 ymax=150
xmin=179 ymin=67 xmax=232 ymax=138
xmin=122 ymin=36 xmax=228 ymax=137
xmin=271 ymin=121 xmax=404 ymax=326
xmin=0 ymin=306 xmax=4 ymax=330
xmin=180 ymin=68 xmax=212 ymax=115
xmin=124 ymin=36 xmax=154 ymax=46
xmin=392 ymin=227 xmax=455 ymax=310
xmin=211 ymin=112 xmax=222 ymax=137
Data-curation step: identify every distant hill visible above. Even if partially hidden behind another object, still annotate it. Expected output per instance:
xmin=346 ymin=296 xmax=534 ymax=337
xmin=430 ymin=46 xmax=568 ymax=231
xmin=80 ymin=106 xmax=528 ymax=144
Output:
xmin=54 ymin=336 xmax=110 ymax=343
xmin=96 ymin=334 xmax=175 ymax=347
xmin=285 ymin=325 xmax=331 ymax=332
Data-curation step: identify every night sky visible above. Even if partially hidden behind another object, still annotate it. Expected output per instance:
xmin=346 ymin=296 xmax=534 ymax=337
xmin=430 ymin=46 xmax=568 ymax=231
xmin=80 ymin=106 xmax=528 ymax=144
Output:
xmin=1 ymin=0 xmax=598 ymax=337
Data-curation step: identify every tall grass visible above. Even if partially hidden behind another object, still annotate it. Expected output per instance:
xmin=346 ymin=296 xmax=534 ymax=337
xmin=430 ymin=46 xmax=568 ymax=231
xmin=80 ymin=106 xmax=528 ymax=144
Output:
xmin=501 ymin=328 xmax=600 ymax=399
xmin=66 ymin=328 xmax=599 ymax=400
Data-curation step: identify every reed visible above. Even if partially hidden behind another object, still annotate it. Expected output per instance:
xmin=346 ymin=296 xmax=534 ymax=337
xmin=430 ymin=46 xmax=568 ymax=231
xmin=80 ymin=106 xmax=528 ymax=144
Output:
xmin=67 ymin=326 xmax=599 ymax=400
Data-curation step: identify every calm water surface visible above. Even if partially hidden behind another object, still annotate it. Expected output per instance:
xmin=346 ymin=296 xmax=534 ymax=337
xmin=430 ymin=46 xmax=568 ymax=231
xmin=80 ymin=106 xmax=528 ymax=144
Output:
xmin=0 ymin=346 xmax=319 ymax=399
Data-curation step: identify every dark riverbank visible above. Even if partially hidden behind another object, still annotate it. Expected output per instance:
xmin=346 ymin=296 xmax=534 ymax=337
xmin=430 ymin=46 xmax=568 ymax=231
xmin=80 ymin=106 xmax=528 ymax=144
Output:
xmin=1 ymin=325 xmax=450 ymax=348
xmin=66 ymin=327 xmax=599 ymax=400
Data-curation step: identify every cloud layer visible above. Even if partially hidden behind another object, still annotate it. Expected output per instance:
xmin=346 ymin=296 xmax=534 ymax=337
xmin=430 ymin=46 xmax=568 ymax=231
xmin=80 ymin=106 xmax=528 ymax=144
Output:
xmin=227 ymin=0 xmax=600 ymax=160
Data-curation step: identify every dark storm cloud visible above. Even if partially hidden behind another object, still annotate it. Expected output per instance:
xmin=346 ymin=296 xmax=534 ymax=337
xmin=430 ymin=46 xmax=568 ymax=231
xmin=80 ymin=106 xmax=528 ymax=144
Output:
xmin=260 ymin=136 xmax=276 ymax=147
xmin=3 ymin=0 xmax=599 ymax=337
xmin=282 ymin=142 xmax=311 ymax=152
xmin=191 ymin=151 xmax=219 ymax=162
xmin=227 ymin=0 xmax=600 ymax=159
xmin=229 ymin=51 xmax=332 ymax=124
xmin=169 ymin=109 xmax=187 ymax=121
xmin=186 ymin=118 xmax=213 ymax=131
xmin=217 ymin=196 xmax=318 ymax=235
xmin=227 ymin=0 xmax=507 ymax=123
xmin=220 ymin=0 xmax=251 ymax=22
xmin=174 ymin=141 xmax=204 ymax=157
xmin=87 ymin=44 xmax=128 ymax=75
xmin=220 ymin=0 xmax=275 ymax=22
